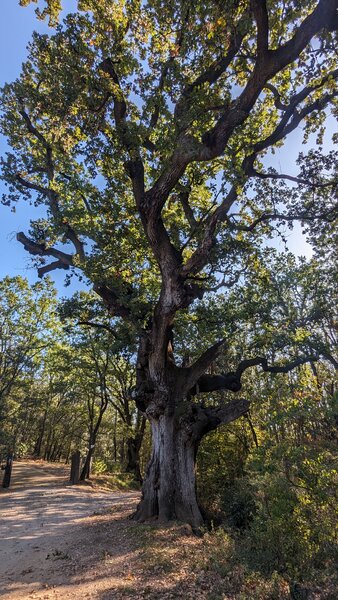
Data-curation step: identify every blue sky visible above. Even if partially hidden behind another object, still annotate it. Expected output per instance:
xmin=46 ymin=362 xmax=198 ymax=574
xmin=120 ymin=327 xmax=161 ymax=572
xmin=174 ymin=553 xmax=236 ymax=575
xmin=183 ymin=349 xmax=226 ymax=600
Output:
xmin=0 ymin=2 xmax=332 ymax=295
xmin=0 ymin=1 xmax=79 ymax=295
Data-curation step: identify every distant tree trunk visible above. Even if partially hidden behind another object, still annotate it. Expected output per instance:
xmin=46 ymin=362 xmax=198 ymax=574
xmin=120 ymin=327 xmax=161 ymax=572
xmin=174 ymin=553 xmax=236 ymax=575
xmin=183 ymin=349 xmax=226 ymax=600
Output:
xmin=70 ymin=450 xmax=81 ymax=484
xmin=125 ymin=436 xmax=142 ymax=482
xmin=80 ymin=431 xmax=95 ymax=480
xmin=2 ymin=454 xmax=13 ymax=488
xmin=120 ymin=439 xmax=125 ymax=465
xmin=113 ymin=411 xmax=118 ymax=463
xmin=125 ymin=413 xmax=146 ymax=483
xmin=49 ymin=441 xmax=59 ymax=461
xmin=33 ymin=410 xmax=47 ymax=457
xmin=44 ymin=427 xmax=54 ymax=461
xmin=80 ymin=388 xmax=109 ymax=481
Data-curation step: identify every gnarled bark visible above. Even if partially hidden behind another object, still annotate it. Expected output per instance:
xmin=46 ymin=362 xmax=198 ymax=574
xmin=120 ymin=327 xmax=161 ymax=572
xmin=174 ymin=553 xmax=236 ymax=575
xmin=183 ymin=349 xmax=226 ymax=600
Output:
xmin=134 ymin=394 xmax=250 ymax=528
xmin=134 ymin=412 xmax=204 ymax=528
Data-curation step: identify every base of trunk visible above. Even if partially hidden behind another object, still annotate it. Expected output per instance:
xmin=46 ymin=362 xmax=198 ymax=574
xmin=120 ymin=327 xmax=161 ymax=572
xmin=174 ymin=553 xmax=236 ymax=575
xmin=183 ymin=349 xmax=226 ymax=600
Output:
xmin=134 ymin=414 xmax=203 ymax=529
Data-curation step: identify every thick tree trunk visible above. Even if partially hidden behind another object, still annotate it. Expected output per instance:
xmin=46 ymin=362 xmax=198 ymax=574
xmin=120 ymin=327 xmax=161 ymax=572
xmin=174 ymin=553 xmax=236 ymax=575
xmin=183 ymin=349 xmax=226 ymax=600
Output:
xmin=134 ymin=412 xmax=203 ymax=529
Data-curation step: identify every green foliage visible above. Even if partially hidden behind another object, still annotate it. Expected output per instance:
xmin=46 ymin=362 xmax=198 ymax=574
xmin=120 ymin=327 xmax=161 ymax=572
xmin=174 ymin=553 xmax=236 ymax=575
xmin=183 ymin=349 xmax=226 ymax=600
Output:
xmin=1 ymin=1 xmax=335 ymax=307
xmin=4 ymin=2 xmax=337 ymax=586
xmin=197 ymin=361 xmax=337 ymax=588
xmin=19 ymin=0 xmax=62 ymax=27
xmin=0 ymin=275 xmax=58 ymax=457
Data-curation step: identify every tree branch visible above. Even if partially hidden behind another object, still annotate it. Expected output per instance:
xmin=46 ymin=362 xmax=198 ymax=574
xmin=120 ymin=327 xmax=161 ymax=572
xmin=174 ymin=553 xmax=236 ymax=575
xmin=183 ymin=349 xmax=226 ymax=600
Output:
xmin=99 ymin=58 xmax=145 ymax=204
xmin=16 ymin=232 xmax=73 ymax=277
xmin=190 ymin=398 xmax=250 ymax=442
xmin=183 ymin=339 xmax=226 ymax=391
xmin=16 ymin=105 xmax=86 ymax=261
xmin=190 ymin=353 xmax=324 ymax=397
xmin=176 ymin=185 xmax=197 ymax=229
xmin=146 ymin=5 xmax=190 ymax=133
xmin=273 ymin=0 xmax=337 ymax=69
xmin=236 ymin=354 xmax=321 ymax=376
xmin=181 ymin=186 xmax=238 ymax=277
xmin=244 ymin=68 xmax=338 ymax=169
xmin=37 ymin=260 xmax=70 ymax=277
xmin=226 ymin=206 xmax=337 ymax=233
xmin=16 ymin=174 xmax=49 ymax=195
xmin=174 ymin=12 xmax=249 ymax=124
xmin=18 ymin=104 xmax=54 ymax=179
xmin=251 ymin=0 xmax=269 ymax=58
xmin=93 ymin=283 xmax=132 ymax=320
xmin=77 ymin=321 xmax=118 ymax=337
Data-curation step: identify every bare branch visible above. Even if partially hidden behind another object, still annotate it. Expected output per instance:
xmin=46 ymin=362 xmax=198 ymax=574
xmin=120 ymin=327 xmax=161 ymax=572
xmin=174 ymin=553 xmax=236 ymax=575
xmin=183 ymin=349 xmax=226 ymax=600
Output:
xmin=236 ymin=354 xmax=321 ymax=376
xmin=37 ymin=259 xmax=70 ymax=277
xmin=77 ymin=321 xmax=118 ymax=337
xmin=226 ymin=206 xmax=337 ymax=233
xmin=17 ymin=231 xmax=73 ymax=270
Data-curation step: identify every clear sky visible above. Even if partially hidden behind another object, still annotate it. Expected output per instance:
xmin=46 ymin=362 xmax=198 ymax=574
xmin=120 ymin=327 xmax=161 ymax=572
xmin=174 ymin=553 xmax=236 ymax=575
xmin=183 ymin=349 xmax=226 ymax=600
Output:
xmin=0 ymin=1 xmax=80 ymax=295
xmin=0 ymin=1 xmax=332 ymax=295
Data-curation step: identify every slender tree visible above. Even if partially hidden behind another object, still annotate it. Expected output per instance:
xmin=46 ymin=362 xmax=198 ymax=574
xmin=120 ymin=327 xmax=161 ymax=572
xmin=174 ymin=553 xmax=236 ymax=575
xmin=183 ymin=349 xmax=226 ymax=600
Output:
xmin=0 ymin=276 xmax=57 ymax=418
xmin=61 ymin=293 xmax=146 ymax=480
xmin=1 ymin=0 xmax=337 ymax=526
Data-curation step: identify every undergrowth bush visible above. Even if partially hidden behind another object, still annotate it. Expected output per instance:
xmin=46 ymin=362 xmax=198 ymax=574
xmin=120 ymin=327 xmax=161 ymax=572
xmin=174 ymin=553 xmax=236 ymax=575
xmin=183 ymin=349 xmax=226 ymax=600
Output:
xmin=196 ymin=390 xmax=338 ymax=595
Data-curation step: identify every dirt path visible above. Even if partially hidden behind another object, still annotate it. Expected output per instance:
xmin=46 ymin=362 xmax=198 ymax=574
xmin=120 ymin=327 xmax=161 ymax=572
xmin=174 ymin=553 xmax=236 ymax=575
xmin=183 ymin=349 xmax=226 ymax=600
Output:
xmin=1 ymin=461 xmax=307 ymax=599
xmin=0 ymin=461 xmax=140 ymax=599
xmin=1 ymin=461 xmax=254 ymax=600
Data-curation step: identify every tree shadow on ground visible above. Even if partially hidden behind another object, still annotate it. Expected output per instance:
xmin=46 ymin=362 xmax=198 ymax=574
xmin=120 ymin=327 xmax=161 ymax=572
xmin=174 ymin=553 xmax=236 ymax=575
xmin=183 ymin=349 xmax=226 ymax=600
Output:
xmin=0 ymin=461 xmax=140 ymax=599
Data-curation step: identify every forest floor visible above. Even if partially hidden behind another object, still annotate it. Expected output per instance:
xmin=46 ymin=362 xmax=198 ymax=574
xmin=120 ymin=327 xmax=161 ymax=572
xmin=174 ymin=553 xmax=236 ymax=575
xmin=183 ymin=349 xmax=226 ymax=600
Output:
xmin=0 ymin=460 xmax=332 ymax=600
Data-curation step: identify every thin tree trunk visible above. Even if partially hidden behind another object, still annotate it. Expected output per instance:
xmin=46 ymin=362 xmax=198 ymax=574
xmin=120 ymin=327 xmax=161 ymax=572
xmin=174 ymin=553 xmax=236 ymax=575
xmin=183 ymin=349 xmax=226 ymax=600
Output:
xmin=33 ymin=410 xmax=47 ymax=457
xmin=80 ymin=435 xmax=94 ymax=480
xmin=113 ymin=411 xmax=118 ymax=463
xmin=125 ymin=414 xmax=146 ymax=483
xmin=125 ymin=436 xmax=142 ymax=483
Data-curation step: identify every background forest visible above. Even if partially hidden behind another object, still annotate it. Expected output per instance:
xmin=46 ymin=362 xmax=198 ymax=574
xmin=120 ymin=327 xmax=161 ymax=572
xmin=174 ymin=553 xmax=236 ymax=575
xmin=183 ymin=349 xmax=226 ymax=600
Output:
xmin=1 ymin=251 xmax=337 ymax=596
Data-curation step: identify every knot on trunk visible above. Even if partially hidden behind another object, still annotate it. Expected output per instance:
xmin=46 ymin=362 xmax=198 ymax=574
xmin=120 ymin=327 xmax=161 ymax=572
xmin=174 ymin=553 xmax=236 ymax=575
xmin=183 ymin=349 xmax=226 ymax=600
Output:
xmin=131 ymin=381 xmax=155 ymax=412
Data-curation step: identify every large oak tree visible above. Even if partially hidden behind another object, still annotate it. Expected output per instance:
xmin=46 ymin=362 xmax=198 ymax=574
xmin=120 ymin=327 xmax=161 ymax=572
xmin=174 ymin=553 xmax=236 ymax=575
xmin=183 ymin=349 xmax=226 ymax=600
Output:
xmin=1 ymin=0 xmax=337 ymax=526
